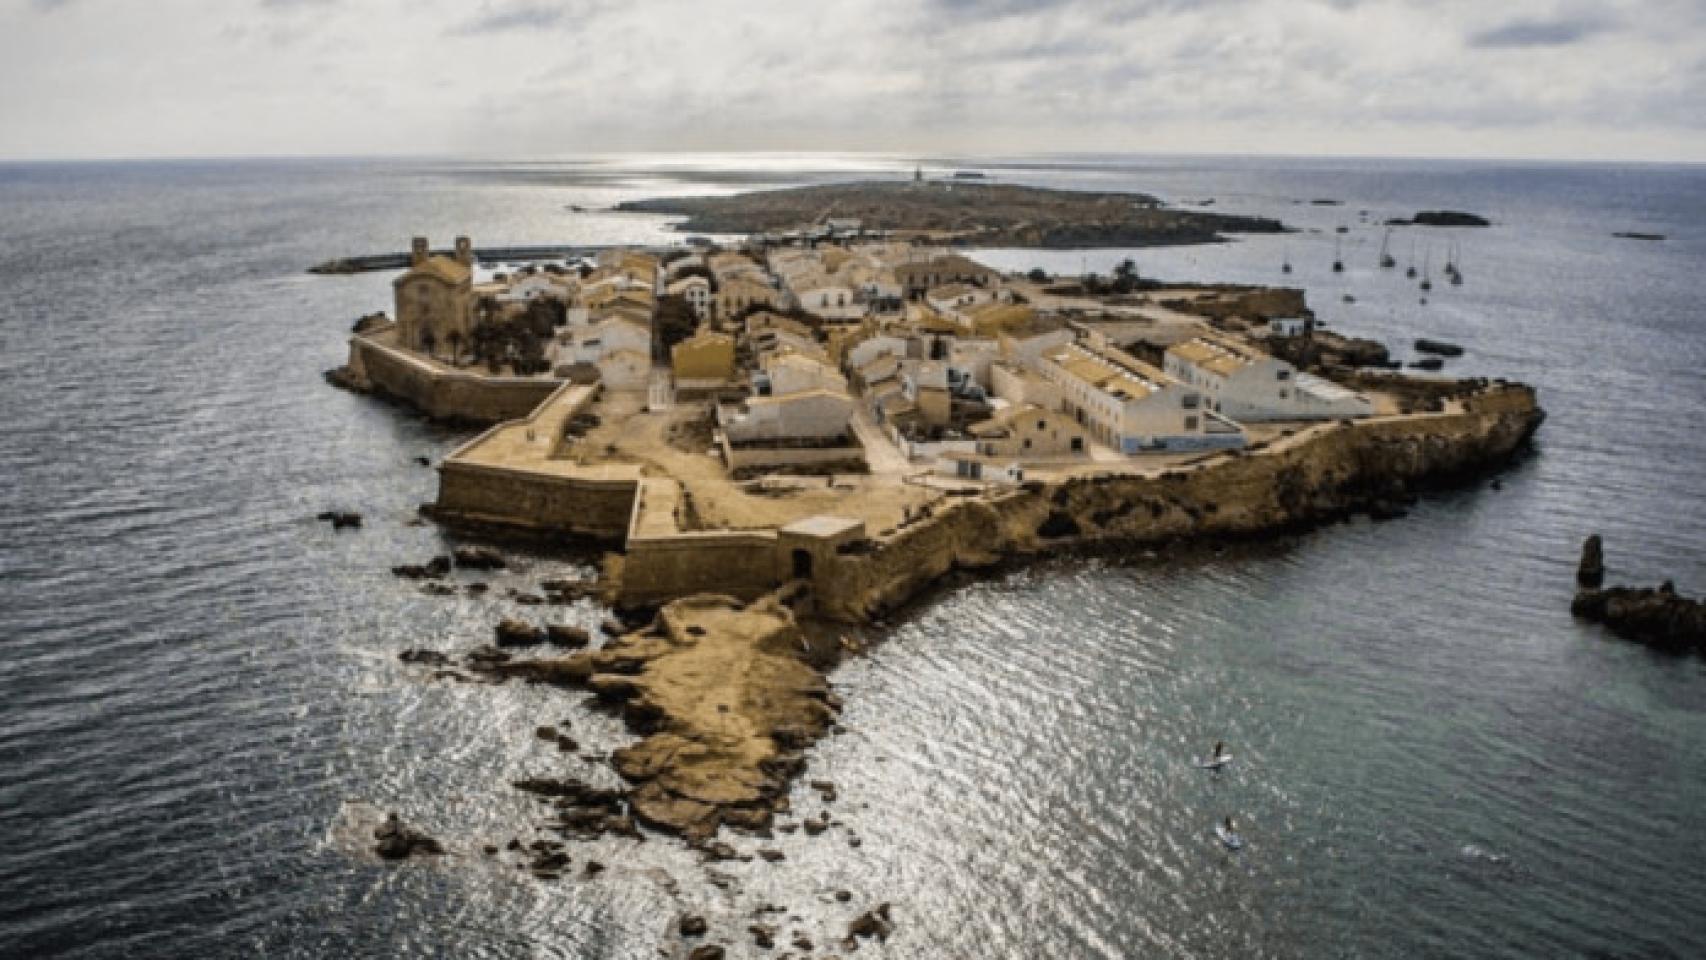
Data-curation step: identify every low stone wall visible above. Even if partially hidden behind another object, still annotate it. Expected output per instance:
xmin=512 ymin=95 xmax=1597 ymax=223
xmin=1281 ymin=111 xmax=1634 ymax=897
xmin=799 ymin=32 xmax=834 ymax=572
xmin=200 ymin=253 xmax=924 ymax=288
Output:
xmin=620 ymin=530 xmax=783 ymax=607
xmin=433 ymin=462 xmax=638 ymax=541
xmin=343 ymin=334 xmax=559 ymax=424
xmin=722 ymin=439 xmax=866 ymax=472
xmin=812 ymin=384 xmax=1544 ymax=621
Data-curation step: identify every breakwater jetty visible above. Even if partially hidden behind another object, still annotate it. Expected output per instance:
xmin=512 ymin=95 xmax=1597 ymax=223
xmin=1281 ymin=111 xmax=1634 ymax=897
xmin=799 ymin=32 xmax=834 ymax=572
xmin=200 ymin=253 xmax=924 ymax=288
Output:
xmin=309 ymin=244 xmax=604 ymax=275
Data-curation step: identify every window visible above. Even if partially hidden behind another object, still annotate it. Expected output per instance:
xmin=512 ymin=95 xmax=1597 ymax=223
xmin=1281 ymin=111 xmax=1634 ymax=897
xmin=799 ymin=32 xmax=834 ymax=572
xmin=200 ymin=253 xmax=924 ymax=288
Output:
xmin=1036 ymin=420 xmax=1046 ymax=430
xmin=1182 ymin=393 xmax=1200 ymax=409
xmin=1276 ymin=369 xmax=1291 ymax=381
xmin=1184 ymin=416 xmax=1199 ymax=430
xmin=1279 ymin=389 xmax=1289 ymax=399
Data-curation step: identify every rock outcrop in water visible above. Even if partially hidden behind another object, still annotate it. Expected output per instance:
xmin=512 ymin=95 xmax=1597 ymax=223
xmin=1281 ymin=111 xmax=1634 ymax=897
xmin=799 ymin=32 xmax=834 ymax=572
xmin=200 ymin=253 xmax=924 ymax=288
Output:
xmin=374 ymin=813 xmax=444 ymax=860
xmin=1577 ymin=535 xmax=1605 ymax=589
xmin=483 ymin=593 xmax=838 ymax=841
xmin=1571 ymin=537 xmax=1705 ymax=653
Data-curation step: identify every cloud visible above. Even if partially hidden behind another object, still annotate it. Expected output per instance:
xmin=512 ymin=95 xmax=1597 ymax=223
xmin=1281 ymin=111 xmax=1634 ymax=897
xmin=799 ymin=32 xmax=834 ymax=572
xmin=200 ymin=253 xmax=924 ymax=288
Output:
xmin=1468 ymin=16 xmax=1614 ymax=48
xmin=452 ymin=1 xmax=577 ymax=35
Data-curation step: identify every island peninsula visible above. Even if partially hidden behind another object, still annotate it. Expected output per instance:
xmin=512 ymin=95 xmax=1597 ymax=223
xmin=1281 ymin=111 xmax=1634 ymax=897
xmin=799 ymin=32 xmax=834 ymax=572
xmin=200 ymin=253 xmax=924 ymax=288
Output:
xmin=327 ymin=178 xmax=1543 ymax=851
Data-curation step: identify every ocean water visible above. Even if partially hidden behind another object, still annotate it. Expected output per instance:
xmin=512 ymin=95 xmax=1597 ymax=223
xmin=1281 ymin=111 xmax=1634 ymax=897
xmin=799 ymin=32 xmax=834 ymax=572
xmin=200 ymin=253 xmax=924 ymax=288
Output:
xmin=1 ymin=154 xmax=1703 ymax=959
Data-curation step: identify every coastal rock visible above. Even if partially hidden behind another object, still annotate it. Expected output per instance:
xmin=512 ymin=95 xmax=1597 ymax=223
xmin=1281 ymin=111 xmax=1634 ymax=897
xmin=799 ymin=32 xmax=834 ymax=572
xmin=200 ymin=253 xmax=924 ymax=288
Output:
xmin=545 ymin=624 xmax=592 ymax=648
xmin=392 ymin=556 xmax=451 ymax=580
xmin=527 ymin=595 xmax=836 ymax=842
xmin=495 ymin=618 xmax=547 ymax=647
xmin=373 ymin=813 xmax=444 ymax=860
xmin=847 ymin=903 xmax=893 ymax=942
xmin=1573 ymin=582 xmax=1706 ymax=653
xmin=687 ymin=946 xmax=725 ymax=960
xmin=315 ymin=511 xmax=363 ymax=530
xmin=1577 ymin=535 xmax=1605 ymax=589
xmin=453 ymin=545 xmax=508 ymax=570
xmin=748 ymin=924 xmax=776 ymax=949
xmin=398 ymin=649 xmax=452 ymax=667
xmin=679 ymin=915 xmax=708 ymax=937
xmin=1414 ymin=338 xmax=1465 ymax=357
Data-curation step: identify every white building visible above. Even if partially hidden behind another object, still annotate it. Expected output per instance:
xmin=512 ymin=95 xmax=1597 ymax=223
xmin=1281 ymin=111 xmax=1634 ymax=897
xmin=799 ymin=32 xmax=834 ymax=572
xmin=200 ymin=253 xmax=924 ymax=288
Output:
xmin=1040 ymin=342 xmax=1244 ymax=454
xmin=760 ymin=351 xmax=848 ymax=397
xmin=496 ymin=273 xmax=574 ymax=304
xmin=1269 ymin=317 xmax=1308 ymax=337
xmin=1163 ymin=332 xmax=1373 ymax=421
xmin=719 ymin=389 xmax=855 ymax=443
xmin=558 ymin=315 xmax=651 ymax=368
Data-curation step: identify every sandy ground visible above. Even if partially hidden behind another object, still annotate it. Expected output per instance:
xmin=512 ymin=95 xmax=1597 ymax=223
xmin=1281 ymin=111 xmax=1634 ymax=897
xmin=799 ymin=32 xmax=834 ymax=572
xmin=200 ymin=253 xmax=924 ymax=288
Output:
xmin=572 ymin=391 xmax=940 ymax=535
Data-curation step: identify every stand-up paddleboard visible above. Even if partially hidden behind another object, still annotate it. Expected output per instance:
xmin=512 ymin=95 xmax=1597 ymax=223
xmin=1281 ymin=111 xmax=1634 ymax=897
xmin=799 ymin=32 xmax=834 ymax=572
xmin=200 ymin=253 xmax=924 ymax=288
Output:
xmin=1195 ymin=754 xmax=1233 ymax=770
xmin=1215 ymin=825 xmax=1244 ymax=850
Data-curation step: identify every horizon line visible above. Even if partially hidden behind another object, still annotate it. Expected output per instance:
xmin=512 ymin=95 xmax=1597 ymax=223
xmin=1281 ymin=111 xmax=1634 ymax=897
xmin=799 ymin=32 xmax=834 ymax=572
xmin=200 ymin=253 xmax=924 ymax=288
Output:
xmin=1 ymin=148 xmax=1702 ymax=169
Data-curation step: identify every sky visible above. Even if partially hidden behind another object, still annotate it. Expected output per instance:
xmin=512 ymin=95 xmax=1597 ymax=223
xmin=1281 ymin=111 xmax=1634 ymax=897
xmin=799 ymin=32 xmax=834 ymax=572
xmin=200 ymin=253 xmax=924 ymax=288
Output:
xmin=1 ymin=0 xmax=1702 ymax=162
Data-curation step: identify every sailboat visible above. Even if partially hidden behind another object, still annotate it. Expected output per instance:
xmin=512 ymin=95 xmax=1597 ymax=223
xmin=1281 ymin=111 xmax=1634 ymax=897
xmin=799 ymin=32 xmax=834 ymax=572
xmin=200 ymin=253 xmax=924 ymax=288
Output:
xmin=1281 ymin=244 xmax=1292 ymax=275
xmin=1405 ymin=237 xmax=1418 ymax=279
xmin=1446 ymin=241 xmax=1464 ymax=285
xmin=1379 ymin=229 xmax=1396 ymax=269
xmin=1332 ymin=236 xmax=1344 ymax=273
xmin=1419 ymin=249 xmax=1433 ymax=292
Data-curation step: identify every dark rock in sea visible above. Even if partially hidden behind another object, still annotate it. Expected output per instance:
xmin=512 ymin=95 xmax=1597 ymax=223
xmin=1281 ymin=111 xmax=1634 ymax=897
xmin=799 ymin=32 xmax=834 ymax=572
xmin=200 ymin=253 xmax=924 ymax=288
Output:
xmin=757 ymin=848 xmax=785 ymax=862
xmin=687 ymin=946 xmax=725 ymax=960
xmin=835 ymin=889 xmax=853 ymax=902
xmin=530 ymin=850 xmax=570 ymax=872
xmin=420 ymin=582 xmax=456 ymax=596
xmin=1390 ymin=210 xmax=1491 ymax=227
xmin=1408 ymin=357 xmax=1445 ymax=372
xmin=465 ymin=645 xmax=511 ymax=665
xmin=466 ymin=582 xmax=489 ymax=594
xmin=545 ymin=624 xmax=592 ymax=648
xmin=453 ymin=545 xmax=507 ymax=570
xmin=399 ymin=649 xmax=452 ymax=667
xmin=514 ymin=593 xmax=546 ymax=606
xmin=809 ymin=779 xmax=838 ymax=803
xmin=1612 ymin=231 xmax=1665 ymax=241
xmin=802 ymin=814 xmax=829 ymax=836
xmin=748 ymin=923 xmax=775 ymax=949
xmin=392 ymin=556 xmax=451 ymax=579
xmin=847 ymin=903 xmax=894 ymax=942
xmin=495 ymin=618 xmax=546 ymax=647
xmin=315 ymin=511 xmax=363 ymax=530
xmin=1573 ymin=582 xmax=1705 ymax=653
xmin=600 ymin=617 xmax=627 ymax=637
xmin=679 ymin=915 xmax=708 ymax=937
xmin=1414 ymin=338 xmax=1465 ymax=357
xmin=583 ymin=860 xmax=605 ymax=877
xmin=792 ymin=934 xmax=814 ymax=951
xmin=373 ymin=813 xmax=444 ymax=860
xmin=1577 ymin=535 xmax=1605 ymax=589
xmin=414 ymin=455 xmax=432 ymax=467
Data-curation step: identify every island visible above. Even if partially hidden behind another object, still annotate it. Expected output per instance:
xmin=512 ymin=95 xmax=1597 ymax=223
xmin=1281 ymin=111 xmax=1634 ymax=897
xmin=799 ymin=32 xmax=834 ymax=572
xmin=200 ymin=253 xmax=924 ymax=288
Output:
xmin=323 ymin=191 xmax=1544 ymax=872
xmin=614 ymin=178 xmax=1287 ymax=248
xmin=1388 ymin=210 xmax=1491 ymax=227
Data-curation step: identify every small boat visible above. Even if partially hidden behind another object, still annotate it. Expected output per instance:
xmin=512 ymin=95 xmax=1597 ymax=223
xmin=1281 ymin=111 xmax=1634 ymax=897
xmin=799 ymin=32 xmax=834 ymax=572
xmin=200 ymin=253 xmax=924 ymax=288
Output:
xmin=1196 ymin=753 xmax=1234 ymax=770
xmin=1281 ymin=243 xmax=1292 ymax=275
xmin=1332 ymin=237 xmax=1344 ymax=273
xmin=1419 ymin=250 xmax=1433 ymax=291
xmin=1405 ymin=237 xmax=1418 ymax=278
xmin=1447 ymin=241 xmax=1464 ymax=285
xmin=1379 ymin=228 xmax=1396 ymax=268
xmin=1216 ymin=821 xmax=1245 ymax=851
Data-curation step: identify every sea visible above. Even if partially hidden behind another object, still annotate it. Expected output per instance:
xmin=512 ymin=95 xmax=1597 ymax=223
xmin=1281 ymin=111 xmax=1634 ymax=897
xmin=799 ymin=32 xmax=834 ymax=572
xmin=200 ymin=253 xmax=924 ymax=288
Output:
xmin=1 ymin=154 xmax=1703 ymax=959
